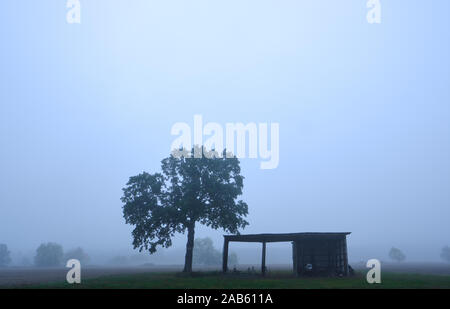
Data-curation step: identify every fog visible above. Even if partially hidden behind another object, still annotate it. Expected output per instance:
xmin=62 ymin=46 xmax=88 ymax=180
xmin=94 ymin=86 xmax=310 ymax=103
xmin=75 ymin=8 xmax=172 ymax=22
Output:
xmin=1 ymin=1 xmax=449 ymax=268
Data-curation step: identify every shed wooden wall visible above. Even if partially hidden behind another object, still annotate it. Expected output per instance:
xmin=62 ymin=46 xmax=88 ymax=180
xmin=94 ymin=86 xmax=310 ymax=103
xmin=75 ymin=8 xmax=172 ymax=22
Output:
xmin=292 ymin=237 xmax=348 ymax=276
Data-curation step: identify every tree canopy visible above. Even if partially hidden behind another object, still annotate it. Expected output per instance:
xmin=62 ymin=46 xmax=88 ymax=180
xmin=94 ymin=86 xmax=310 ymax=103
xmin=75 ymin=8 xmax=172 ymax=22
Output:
xmin=34 ymin=242 xmax=64 ymax=267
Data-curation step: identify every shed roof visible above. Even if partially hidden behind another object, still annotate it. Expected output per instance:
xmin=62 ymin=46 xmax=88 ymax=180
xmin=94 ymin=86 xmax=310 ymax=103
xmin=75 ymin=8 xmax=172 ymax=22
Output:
xmin=224 ymin=232 xmax=351 ymax=243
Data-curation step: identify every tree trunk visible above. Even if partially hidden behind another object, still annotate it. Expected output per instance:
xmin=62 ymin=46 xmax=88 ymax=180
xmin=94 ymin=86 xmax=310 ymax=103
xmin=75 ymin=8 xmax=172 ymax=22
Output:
xmin=183 ymin=223 xmax=195 ymax=273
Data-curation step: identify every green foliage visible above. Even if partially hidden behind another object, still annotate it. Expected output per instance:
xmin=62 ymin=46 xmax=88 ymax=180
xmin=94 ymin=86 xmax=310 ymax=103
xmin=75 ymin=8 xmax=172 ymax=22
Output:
xmin=0 ymin=244 xmax=11 ymax=267
xmin=34 ymin=243 xmax=64 ymax=267
xmin=122 ymin=147 xmax=249 ymax=271
xmin=389 ymin=247 xmax=406 ymax=262
xmin=64 ymin=247 xmax=90 ymax=265
xmin=441 ymin=246 xmax=450 ymax=263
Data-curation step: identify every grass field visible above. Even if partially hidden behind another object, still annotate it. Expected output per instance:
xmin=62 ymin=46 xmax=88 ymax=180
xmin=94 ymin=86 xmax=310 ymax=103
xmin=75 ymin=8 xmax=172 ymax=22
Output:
xmin=22 ymin=271 xmax=450 ymax=289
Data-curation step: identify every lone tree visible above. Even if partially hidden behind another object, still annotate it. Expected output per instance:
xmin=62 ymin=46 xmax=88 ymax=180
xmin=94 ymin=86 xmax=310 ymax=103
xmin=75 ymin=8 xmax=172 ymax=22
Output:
xmin=34 ymin=243 xmax=64 ymax=267
xmin=0 ymin=244 xmax=12 ymax=267
xmin=389 ymin=247 xmax=406 ymax=263
xmin=122 ymin=147 xmax=249 ymax=273
xmin=441 ymin=246 xmax=450 ymax=263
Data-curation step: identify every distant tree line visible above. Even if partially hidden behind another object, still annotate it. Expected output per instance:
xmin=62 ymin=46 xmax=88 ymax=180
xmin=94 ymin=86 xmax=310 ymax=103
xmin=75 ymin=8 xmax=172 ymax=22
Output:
xmin=33 ymin=243 xmax=90 ymax=267
xmin=0 ymin=243 xmax=90 ymax=268
xmin=121 ymin=147 xmax=249 ymax=273
xmin=3 ymin=242 xmax=450 ymax=267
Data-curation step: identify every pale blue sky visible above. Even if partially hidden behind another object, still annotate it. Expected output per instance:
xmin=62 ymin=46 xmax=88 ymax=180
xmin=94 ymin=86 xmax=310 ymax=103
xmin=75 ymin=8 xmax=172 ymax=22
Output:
xmin=0 ymin=1 xmax=449 ymax=262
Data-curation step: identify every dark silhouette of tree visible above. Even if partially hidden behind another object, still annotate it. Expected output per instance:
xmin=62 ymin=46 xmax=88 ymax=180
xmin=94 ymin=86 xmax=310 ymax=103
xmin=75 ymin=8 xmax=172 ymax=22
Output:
xmin=0 ymin=244 xmax=11 ymax=267
xmin=441 ymin=246 xmax=450 ymax=263
xmin=34 ymin=243 xmax=64 ymax=267
xmin=389 ymin=247 xmax=406 ymax=262
xmin=122 ymin=147 xmax=249 ymax=273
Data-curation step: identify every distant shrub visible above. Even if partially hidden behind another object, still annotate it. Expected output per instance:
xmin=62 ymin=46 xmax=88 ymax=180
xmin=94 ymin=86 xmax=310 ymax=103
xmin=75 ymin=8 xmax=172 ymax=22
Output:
xmin=34 ymin=243 xmax=64 ymax=267
xmin=441 ymin=246 xmax=450 ymax=263
xmin=0 ymin=244 xmax=12 ymax=267
xmin=389 ymin=247 xmax=406 ymax=262
xmin=64 ymin=247 xmax=90 ymax=265
xmin=228 ymin=252 xmax=239 ymax=267
xmin=193 ymin=237 xmax=239 ymax=267
xmin=20 ymin=256 xmax=32 ymax=267
xmin=193 ymin=238 xmax=221 ymax=266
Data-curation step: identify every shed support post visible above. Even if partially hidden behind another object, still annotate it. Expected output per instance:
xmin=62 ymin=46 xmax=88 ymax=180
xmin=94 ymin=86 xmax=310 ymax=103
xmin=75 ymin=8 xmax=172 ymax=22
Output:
xmin=261 ymin=241 xmax=266 ymax=276
xmin=292 ymin=242 xmax=297 ymax=275
xmin=222 ymin=239 xmax=229 ymax=273
xmin=343 ymin=237 xmax=349 ymax=276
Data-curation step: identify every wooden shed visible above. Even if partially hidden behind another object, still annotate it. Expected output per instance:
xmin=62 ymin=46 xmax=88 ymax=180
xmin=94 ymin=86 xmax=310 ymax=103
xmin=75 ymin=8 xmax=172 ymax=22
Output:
xmin=223 ymin=232 xmax=351 ymax=276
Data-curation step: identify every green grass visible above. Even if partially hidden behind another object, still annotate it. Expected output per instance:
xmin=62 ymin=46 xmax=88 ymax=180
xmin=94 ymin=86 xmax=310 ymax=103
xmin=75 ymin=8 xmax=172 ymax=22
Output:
xmin=21 ymin=271 xmax=450 ymax=289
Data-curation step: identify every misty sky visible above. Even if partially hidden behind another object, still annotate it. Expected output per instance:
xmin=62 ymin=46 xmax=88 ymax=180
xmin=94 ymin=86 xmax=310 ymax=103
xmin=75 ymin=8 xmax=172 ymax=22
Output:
xmin=1 ymin=1 xmax=449 ymax=263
